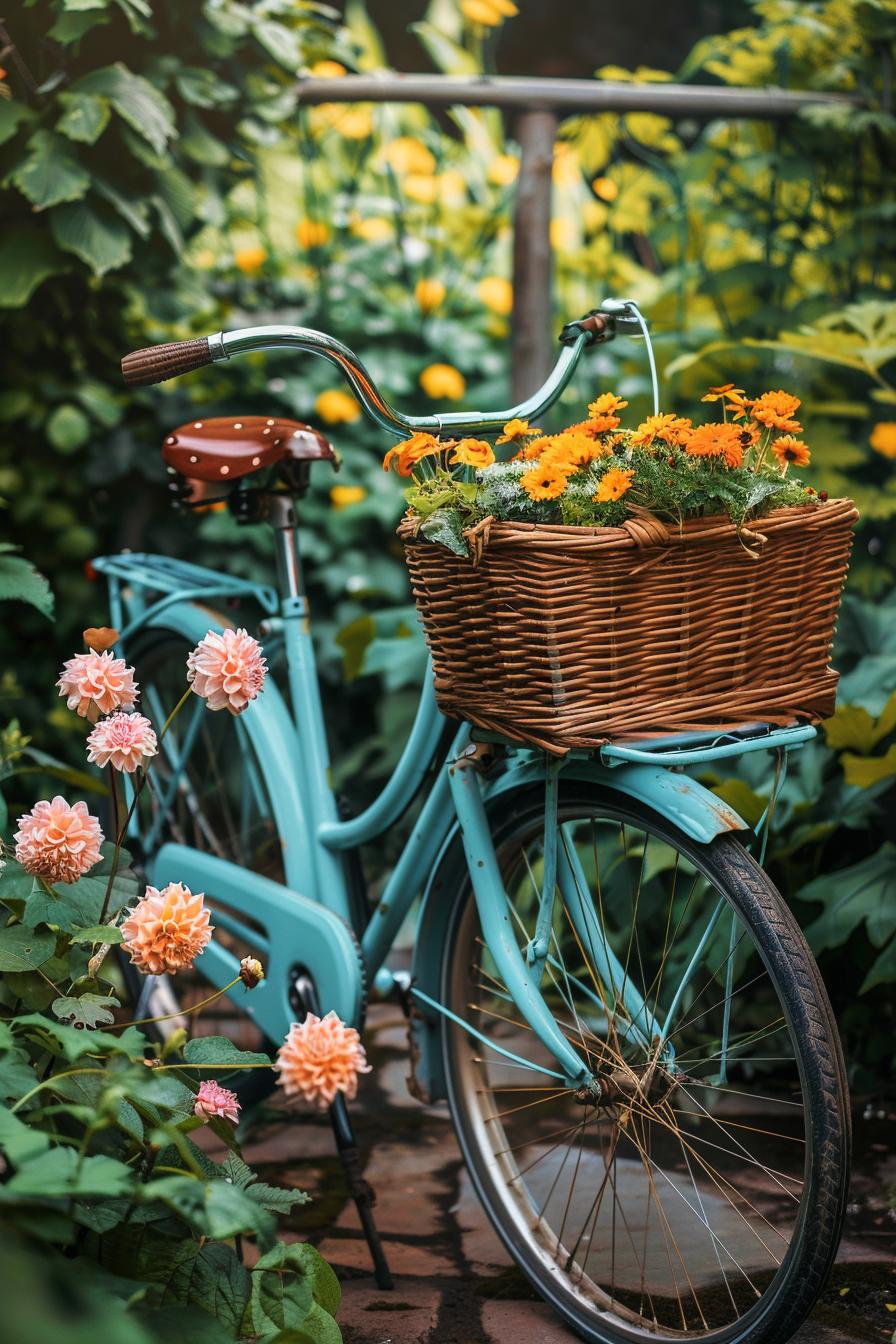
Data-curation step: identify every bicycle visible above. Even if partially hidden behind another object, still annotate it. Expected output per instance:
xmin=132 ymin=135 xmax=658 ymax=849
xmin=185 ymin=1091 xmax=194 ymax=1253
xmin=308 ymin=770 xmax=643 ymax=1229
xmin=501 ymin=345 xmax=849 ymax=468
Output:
xmin=104 ymin=300 xmax=850 ymax=1344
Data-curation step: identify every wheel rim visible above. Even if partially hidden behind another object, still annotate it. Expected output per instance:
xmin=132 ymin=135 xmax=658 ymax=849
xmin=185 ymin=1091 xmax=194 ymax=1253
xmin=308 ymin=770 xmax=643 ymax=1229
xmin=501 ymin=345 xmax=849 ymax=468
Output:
xmin=445 ymin=801 xmax=815 ymax=1340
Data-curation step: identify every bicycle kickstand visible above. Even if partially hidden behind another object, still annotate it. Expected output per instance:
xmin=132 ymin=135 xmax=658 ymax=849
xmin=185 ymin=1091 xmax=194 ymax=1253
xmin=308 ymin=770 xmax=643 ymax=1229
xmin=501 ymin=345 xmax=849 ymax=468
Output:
xmin=293 ymin=974 xmax=394 ymax=1291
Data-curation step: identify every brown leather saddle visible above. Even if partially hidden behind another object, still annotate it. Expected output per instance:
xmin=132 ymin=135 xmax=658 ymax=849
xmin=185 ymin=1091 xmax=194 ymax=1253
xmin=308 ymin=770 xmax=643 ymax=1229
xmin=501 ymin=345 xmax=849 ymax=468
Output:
xmin=162 ymin=415 xmax=336 ymax=483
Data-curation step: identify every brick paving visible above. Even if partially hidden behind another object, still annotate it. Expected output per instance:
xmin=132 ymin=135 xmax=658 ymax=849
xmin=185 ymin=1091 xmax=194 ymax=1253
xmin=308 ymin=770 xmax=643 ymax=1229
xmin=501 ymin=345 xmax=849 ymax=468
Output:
xmin=234 ymin=1007 xmax=895 ymax=1344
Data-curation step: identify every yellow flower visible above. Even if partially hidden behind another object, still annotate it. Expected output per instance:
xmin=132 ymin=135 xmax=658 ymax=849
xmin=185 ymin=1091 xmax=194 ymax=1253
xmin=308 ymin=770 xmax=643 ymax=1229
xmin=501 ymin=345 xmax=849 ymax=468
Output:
xmin=487 ymin=154 xmax=519 ymax=186
xmin=351 ymin=215 xmax=392 ymax=243
xmin=592 ymin=176 xmax=618 ymax=202
xmin=383 ymin=432 xmax=443 ymax=476
xmin=477 ymin=276 xmax=513 ymax=316
xmin=588 ymin=392 xmax=629 ymax=418
xmin=333 ymin=107 xmax=374 ymax=140
xmin=450 ymin=438 xmax=495 ymax=469
xmin=439 ymin=170 xmax=467 ymax=205
xmin=550 ymin=218 xmax=575 ymax=251
xmin=383 ymin=137 xmax=436 ymax=176
xmin=295 ymin=219 xmax=330 ymax=249
xmin=700 ymin=383 xmax=744 ymax=403
xmin=772 ymin=435 xmax=811 ymax=469
xmin=330 ymin=485 xmax=367 ymax=510
xmin=415 ymin=278 xmax=446 ymax=314
xmin=750 ymin=389 xmax=802 ymax=433
xmin=593 ymin=467 xmax=635 ymax=503
xmin=870 ymin=422 xmax=896 ymax=459
xmin=543 ymin=432 xmax=611 ymax=471
xmin=315 ymin=389 xmax=361 ymax=424
xmin=309 ymin=60 xmax=347 ymax=78
xmin=420 ymin=363 xmax=466 ymax=401
xmin=460 ymin=0 xmax=518 ymax=25
xmin=496 ymin=418 xmax=541 ymax=444
xmin=234 ymin=244 xmax=267 ymax=275
xmin=630 ymin=414 xmax=693 ymax=448
xmin=552 ymin=143 xmax=580 ymax=188
xmin=403 ymin=174 xmax=439 ymax=204
xmin=520 ymin=463 xmax=569 ymax=501
xmin=685 ymin=422 xmax=745 ymax=469
xmin=193 ymin=248 xmax=217 ymax=270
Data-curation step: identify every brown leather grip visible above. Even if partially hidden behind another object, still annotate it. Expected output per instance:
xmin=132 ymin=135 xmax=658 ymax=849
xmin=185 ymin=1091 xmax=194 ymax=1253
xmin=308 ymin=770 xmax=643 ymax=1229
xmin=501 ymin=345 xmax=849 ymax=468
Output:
xmin=121 ymin=337 xmax=212 ymax=387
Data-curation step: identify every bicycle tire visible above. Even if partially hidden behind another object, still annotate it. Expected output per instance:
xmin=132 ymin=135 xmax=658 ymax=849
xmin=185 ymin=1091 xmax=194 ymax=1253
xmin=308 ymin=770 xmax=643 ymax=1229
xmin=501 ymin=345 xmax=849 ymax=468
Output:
xmin=439 ymin=782 xmax=850 ymax=1344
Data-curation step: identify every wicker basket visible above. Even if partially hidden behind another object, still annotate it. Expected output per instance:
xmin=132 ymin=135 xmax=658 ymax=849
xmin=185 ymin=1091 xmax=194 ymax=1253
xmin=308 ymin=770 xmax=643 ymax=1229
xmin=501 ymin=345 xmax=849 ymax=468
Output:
xmin=399 ymin=499 xmax=858 ymax=754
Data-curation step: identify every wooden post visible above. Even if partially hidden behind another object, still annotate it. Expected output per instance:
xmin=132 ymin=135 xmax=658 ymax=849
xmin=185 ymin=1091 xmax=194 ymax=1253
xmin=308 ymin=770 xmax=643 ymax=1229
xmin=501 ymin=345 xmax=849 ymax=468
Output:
xmin=511 ymin=109 xmax=558 ymax=403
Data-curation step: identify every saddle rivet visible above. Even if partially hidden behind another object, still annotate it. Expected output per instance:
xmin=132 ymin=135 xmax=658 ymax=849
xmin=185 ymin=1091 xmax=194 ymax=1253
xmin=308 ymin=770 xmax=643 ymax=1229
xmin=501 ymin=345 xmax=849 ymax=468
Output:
xmin=194 ymin=421 xmax=203 ymax=429
xmin=263 ymin=428 xmax=271 ymax=435
xmin=234 ymin=422 xmax=243 ymax=430
xmin=189 ymin=455 xmax=199 ymax=464
xmin=166 ymin=436 xmax=176 ymax=445
xmin=220 ymin=465 xmax=230 ymax=475
xmin=252 ymin=456 xmax=261 ymax=466
xmin=266 ymin=419 xmax=275 ymax=426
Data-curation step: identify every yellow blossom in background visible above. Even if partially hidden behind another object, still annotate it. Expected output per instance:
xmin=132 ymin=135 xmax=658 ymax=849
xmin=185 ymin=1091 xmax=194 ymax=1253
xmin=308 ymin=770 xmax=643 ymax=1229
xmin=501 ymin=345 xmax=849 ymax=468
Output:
xmin=234 ymin=244 xmax=267 ymax=275
xmin=317 ymin=105 xmax=373 ymax=140
xmin=193 ymin=249 xmax=217 ymax=270
xmin=552 ymin=143 xmax=581 ymax=188
xmin=438 ymin=169 xmax=467 ymax=206
xmin=415 ymin=278 xmax=446 ymax=313
xmin=487 ymin=154 xmax=519 ymax=186
xmin=593 ymin=467 xmax=635 ymax=502
xmin=420 ymin=363 xmax=466 ymax=400
xmin=592 ymin=176 xmax=619 ymax=202
xmin=351 ymin=215 xmax=392 ymax=242
xmin=330 ymin=485 xmax=367 ymax=510
xmin=309 ymin=60 xmax=347 ymax=78
xmin=404 ymin=174 xmax=439 ymax=204
xmin=315 ymin=389 xmax=361 ymax=424
xmin=478 ymin=276 xmax=513 ymax=316
xmin=460 ymin=0 xmax=518 ymax=25
xmin=870 ymin=422 xmax=896 ymax=459
xmin=550 ymin=218 xmax=576 ymax=251
xmin=383 ymin=137 xmax=436 ymax=176
xmin=295 ymin=219 xmax=330 ymax=249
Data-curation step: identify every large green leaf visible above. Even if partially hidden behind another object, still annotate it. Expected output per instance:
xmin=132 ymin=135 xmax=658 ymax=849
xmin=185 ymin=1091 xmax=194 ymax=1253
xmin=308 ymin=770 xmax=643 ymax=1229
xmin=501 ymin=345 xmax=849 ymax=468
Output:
xmin=74 ymin=64 xmax=176 ymax=154
xmin=0 ymin=226 xmax=65 ymax=307
xmin=56 ymin=91 xmax=111 ymax=144
xmin=0 ymin=552 xmax=54 ymax=618
xmin=51 ymin=203 xmax=133 ymax=277
xmin=24 ymin=848 xmax=137 ymax=932
xmin=0 ymin=924 xmax=57 ymax=973
xmin=145 ymin=1175 xmax=277 ymax=1246
xmin=183 ymin=1036 xmax=272 ymax=1068
xmin=0 ymin=1147 xmax=134 ymax=1199
xmin=0 ymin=1048 xmax=39 ymax=1102
xmin=8 ymin=130 xmax=90 ymax=208
xmin=802 ymin=843 xmax=896 ymax=953
xmin=247 ymin=1243 xmax=314 ymax=1336
xmin=0 ymin=100 xmax=32 ymax=146
xmin=0 ymin=1104 xmax=50 ymax=1164
xmin=52 ymin=991 xmax=120 ymax=1029
xmin=99 ymin=1228 xmax=251 ymax=1336
xmin=13 ymin=1013 xmax=147 ymax=1063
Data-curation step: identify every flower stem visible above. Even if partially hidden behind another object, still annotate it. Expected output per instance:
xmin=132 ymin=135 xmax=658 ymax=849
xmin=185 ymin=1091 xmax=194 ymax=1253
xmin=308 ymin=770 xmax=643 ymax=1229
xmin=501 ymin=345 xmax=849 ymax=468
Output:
xmin=113 ymin=975 xmax=242 ymax=1030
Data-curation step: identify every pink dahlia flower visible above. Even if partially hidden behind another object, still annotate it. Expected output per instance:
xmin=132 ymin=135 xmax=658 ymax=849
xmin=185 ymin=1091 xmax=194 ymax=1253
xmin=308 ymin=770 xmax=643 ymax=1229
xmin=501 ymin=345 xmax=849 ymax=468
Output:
xmin=14 ymin=797 xmax=104 ymax=884
xmin=120 ymin=882 xmax=213 ymax=976
xmin=275 ymin=1010 xmax=371 ymax=1110
xmin=86 ymin=711 xmax=158 ymax=773
xmin=187 ymin=628 xmax=267 ymax=715
xmin=194 ymin=1079 xmax=240 ymax=1125
xmin=57 ymin=650 xmax=138 ymax=722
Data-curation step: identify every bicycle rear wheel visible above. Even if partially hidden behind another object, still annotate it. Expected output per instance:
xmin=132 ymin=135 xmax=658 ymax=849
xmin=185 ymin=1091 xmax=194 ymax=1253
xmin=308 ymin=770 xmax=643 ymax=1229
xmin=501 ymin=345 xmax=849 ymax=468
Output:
xmin=440 ymin=784 xmax=849 ymax=1344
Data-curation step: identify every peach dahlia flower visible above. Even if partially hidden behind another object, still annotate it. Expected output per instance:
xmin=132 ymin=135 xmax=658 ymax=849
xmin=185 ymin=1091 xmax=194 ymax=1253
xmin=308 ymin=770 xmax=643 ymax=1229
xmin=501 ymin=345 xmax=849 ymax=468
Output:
xmin=86 ymin=712 xmax=158 ymax=773
xmin=14 ymin=797 xmax=104 ymax=884
xmin=187 ymin=629 xmax=267 ymax=715
xmin=194 ymin=1080 xmax=240 ymax=1125
xmin=275 ymin=1010 xmax=371 ymax=1109
xmin=120 ymin=882 xmax=213 ymax=976
xmin=57 ymin=650 xmax=138 ymax=722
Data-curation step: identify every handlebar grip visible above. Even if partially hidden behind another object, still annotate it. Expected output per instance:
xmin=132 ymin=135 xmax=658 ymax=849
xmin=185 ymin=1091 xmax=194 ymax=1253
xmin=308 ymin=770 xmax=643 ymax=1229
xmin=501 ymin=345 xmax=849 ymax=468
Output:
xmin=121 ymin=337 xmax=213 ymax=387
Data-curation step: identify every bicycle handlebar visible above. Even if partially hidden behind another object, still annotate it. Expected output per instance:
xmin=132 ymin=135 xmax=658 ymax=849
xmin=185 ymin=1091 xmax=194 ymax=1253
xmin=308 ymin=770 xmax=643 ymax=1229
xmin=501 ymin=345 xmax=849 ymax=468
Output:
xmin=121 ymin=301 xmax=645 ymax=437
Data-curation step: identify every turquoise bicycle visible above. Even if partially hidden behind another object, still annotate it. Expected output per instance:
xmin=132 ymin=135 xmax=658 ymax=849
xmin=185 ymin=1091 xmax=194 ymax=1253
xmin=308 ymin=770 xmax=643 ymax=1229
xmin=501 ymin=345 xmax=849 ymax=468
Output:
xmin=107 ymin=302 xmax=850 ymax=1344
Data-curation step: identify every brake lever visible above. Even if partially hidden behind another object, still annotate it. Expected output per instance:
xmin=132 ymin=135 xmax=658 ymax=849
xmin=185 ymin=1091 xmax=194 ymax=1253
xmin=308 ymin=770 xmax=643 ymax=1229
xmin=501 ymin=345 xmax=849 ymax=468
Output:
xmin=558 ymin=298 xmax=644 ymax=347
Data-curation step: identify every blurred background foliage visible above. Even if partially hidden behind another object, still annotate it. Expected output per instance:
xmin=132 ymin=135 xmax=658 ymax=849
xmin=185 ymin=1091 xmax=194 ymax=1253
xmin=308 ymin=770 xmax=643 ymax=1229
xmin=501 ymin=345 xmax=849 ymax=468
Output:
xmin=1 ymin=0 xmax=895 ymax=1088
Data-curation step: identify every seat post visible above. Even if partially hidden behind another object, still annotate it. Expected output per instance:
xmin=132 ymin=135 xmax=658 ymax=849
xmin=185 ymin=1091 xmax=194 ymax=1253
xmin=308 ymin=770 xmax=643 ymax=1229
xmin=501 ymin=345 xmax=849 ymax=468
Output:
xmin=268 ymin=493 xmax=304 ymax=607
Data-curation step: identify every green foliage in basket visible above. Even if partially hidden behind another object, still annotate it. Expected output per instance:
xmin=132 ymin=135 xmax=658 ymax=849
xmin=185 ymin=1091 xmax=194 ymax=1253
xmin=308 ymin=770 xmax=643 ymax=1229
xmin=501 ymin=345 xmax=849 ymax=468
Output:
xmin=390 ymin=386 xmax=821 ymax=555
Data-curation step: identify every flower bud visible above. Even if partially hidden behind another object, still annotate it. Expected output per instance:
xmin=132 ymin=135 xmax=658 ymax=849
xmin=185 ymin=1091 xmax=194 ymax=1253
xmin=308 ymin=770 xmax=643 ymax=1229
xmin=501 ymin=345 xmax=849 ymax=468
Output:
xmin=240 ymin=956 xmax=265 ymax=989
xmin=83 ymin=627 xmax=120 ymax=653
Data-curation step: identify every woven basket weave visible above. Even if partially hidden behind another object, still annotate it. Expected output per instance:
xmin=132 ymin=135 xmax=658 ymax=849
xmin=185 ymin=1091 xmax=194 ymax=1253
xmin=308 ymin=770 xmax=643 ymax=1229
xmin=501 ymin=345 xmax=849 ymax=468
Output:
xmin=399 ymin=498 xmax=858 ymax=754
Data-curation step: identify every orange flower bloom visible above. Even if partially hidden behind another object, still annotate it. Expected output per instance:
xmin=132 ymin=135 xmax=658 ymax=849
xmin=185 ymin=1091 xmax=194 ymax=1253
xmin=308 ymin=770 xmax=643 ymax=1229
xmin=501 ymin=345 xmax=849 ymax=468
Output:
xmin=593 ymin=467 xmax=634 ymax=503
xmin=750 ymin=390 xmax=802 ymax=433
xmin=383 ymin=432 xmax=443 ymax=476
xmin=497 ymin=418 xmax=542 ymax=444
xmin=772 ymin=435 xmax=811 ymax=468
xmin=543 ymin=431 xmax=611 ymax=471
xmin=587 ymin=392 xmax=629 ymax=418
xmin=565 ymin=414 xmax=621 ymax=437
xmin=14 ymin=797 xmax=103 ymax=885
xmin=520 ymin=463 xmax=569 ymax=500
xmin=685 ymin=422 xmax=745 ymax=468
xmin=630 ymin=414 xmax=693 ymax=448
xmin=870 ymin=422 xmax=896 ymax=459
xmin=450 ymin=438 xmax=495 ymax=469
xmin=121 ymin=882 xmax=213 ymax=976
xmin=701 ymin=384 xmax=746 ymax=403
xmin=275 ymin=1010 xmax=372 ymax=1109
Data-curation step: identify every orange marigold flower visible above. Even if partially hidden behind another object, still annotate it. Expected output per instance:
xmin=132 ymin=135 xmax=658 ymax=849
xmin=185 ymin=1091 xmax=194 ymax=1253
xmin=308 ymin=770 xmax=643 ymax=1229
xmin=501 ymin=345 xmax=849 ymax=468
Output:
xmin=543 ymin=432 xmax=611 ymax=471
xmin=275 ymin=1010 xmax=372 ymax=1109
xmin=593 ymin=466 xmax=634 ymax=503
xmin=450 ymin=438 xmax=495 ymax=469
xmin=565 ymin=415 xmax=621 ymax=437
xmin=750 ymin=390 xmax=802 ymax=433
xmin=772 ymin=435 xmax=811 ymax=468
xmin=121 ymin=882 xmax=213 ymax=976
xmin=383 ymin=432 xmax=443 ymax=476
xmin=511 ymin=434 xmax=553 ymax=461
xmin=587 ymin=392 xmax=629 ymax=418
xmin=870 ymin=422 xmax=896 ymax=459
xmin=630 ymin=414 xmax=693 ymax=448
xmin=497 ymin=418 xmax=542 ymax=444
xmin=685 ymin=422 xmax=745 ymax=468
xmin=520 ymin=464 xmax=569 ymax=501
xmin=14 ymin=797 xmax=103 ymax=885
xmin=701 ymin=384 xmax=746 ymax=403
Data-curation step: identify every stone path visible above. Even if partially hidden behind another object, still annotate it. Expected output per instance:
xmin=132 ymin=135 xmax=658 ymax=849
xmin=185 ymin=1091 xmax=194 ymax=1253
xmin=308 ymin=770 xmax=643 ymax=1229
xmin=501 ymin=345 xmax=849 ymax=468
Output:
xmin=236 ymin=1007 xmax=895 ymax=1344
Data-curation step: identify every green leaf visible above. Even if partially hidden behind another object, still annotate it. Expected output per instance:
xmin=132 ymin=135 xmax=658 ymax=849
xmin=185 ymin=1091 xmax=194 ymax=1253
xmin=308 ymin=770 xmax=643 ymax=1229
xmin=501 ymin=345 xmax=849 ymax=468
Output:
xmin=94 ymin=178 xmax=151 ymax=238
xmin=841 ymin=743 xmax=896 ymax=788
xmin=183 ymin=1036 xmax=272 ymax=1068
xmin=52 ymin=991 xmax=120 ymax=1029
xmin=145 ymin=1174 xmax=277 ymax=1245
xmin=802 ymin=843 xmax=896 ymax=952
xmin=0 ymin=1049 xmax=38 ymax=1102
xmin=419 ymin=507 xmax=469 ymax=557
xmin=129 ymin=1305 xmax=227 ymax=1344
xmin=249 ymin=1243 xmax=315 ymax=1335
xmin=70 ymin=924 xmax=124 ymax=944
xmin=13 ymin=1013 xmax=147 ymax=1063
xmin=99 ymin=1228 xmax=251 ymax=1335
xmin=0 ymin=100 xmax=32 ymax=146
xmin=24 ymin=854 xmax=137 ymax=933
xmin=75 ymin=63 xmax=176 ymax=155
xmin=0 ymin=553 xmax=54 ymax=618
xmin=8 ymin=130 xmax=90 ymax=208
xmin=57 ymin=91 xmax=111 ymax=144
xmin=51 ymin=203 xmax=133 ymax=277
xmin=861 ymin=936 xmax=896 ymax=993
xmin=281 ymin=1301 xmax=343 ymax=1344
xmin=0 ymin=1147 xmax=134 ymax=1199
xmin=0 ymin=924 xmax=56 ymax=973
xmin=0 ymin=1104 xmax=50 ymax=1164
xmin=47 ymin=403 xmax=91 ymax=452
xmin=216 ymin=1155 xmax=309 ymax=1214
xmin=0 ymin=226 xmax=65 ymax=308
